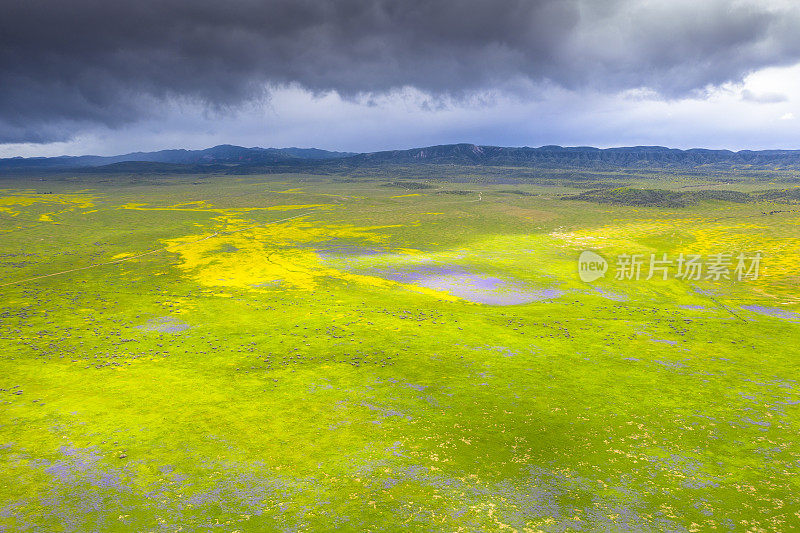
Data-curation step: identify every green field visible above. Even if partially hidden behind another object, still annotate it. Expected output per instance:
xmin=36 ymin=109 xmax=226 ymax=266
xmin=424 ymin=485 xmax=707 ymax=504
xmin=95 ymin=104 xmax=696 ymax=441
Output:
xmin=1 ymin=170 xmax=799 ymax=531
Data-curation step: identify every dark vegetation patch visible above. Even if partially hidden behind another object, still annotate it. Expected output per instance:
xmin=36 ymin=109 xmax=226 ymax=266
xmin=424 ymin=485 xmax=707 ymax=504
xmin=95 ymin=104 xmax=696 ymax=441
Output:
xmin=563 ymin=187 xmax=753 ymax=207
xmin=689 ymin=190 xmax=751 ymax=203
xmin=498 ymin=190 xmax=536 ymax=196
xmin=436 ymin=190 xmax=473 ymax=195
xmin=754 ymin=188 xmax=800 ymax=203
xmin=563 ymin=188 xmax=688 ymax=207
xmin=382 ymin=181 xmax=436 ymax=190
xmin=559 ymin=180 xmax=623 ymax=189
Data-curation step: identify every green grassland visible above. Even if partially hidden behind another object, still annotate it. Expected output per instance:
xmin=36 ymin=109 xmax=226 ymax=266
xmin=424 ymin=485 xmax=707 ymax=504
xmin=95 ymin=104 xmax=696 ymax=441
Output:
xmin=1 ymin=169 xmax=799 ymax=531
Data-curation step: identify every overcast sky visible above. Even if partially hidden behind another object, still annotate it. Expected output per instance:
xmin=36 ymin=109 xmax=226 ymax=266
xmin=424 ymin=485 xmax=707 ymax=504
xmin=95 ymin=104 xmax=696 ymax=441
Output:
xmin=2 ymin=0 xmax=800 ymax=157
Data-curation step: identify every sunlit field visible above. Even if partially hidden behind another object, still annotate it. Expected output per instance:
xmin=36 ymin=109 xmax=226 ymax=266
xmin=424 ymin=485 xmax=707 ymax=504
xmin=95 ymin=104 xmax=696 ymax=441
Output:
xmin=1 ymin=170 xmax=799 ymax=531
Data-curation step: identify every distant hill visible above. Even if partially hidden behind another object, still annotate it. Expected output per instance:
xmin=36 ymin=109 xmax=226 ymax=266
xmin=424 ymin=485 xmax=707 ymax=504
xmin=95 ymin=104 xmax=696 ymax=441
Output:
xmin=4 ymin=143 xmax=800 ymax=174
xmin=335 ymin=143 xmax=800 ymax=169
xmin=0 ymin=144 xmax=355 ymax=172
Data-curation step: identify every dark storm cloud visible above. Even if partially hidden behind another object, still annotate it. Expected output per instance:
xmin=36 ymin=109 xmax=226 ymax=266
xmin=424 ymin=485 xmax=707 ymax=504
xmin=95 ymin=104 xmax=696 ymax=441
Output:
xmin=1 ymin=0 xmax=800 ymax=142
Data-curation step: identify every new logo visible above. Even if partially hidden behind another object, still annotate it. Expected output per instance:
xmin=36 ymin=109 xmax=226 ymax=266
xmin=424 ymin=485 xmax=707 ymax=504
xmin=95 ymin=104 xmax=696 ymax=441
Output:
xmin=578 ymin=251 xmax=608 ymax=282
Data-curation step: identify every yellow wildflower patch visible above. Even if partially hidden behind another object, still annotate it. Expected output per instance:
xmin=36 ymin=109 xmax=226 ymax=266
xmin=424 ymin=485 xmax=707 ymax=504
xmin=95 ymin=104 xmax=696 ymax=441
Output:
xmin=120 ymin=201 xmax=331 ymax=213
xmin=161 ymin=216 xmax=403 ymax=292
xmin=0 ymin=192 xmax=97 ymax=219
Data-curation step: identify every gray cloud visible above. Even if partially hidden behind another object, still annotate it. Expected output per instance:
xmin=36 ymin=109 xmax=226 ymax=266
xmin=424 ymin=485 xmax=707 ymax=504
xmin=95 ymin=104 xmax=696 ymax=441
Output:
xmin=741 ymin=89 xmax=788 ymax=103
xmin=1 ymin=0 xmax=800 ymax=143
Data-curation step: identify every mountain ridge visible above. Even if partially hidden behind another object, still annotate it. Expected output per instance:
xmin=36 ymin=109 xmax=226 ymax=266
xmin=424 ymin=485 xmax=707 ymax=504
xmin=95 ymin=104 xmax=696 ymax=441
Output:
xmin=4 ymin=143 xmax=800 ymax=174
xmin=0 ymin=145 xmax=356 ymax=171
